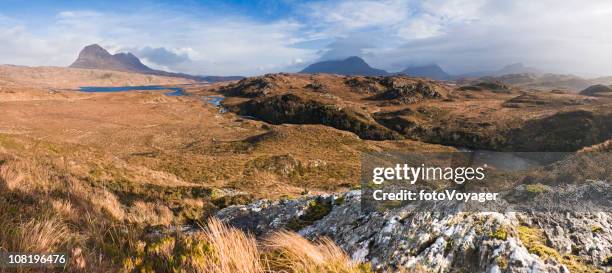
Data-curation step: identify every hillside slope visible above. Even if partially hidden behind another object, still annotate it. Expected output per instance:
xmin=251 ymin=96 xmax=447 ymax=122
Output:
xmin=0 ymin=65 xmax=193 ymax=89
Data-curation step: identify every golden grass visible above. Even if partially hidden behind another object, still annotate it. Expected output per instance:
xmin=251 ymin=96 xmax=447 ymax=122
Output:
xmin=264 ymin=231 xmax=367 ymax=273
xmin=14 ymin=218 xmax=70 ymax=253
xmin=199 ymin=218 xmax=264 ymax=273
xmin=117 ymin=218 xmax=370 ymax=273
xmin=66 ymin=176 xmax=126 ymax=221
xmin=0 ymin=145 xmax=372 ymax=273
xmin=0 ymin=158 xmax=50 ymax=193
xmin=126 ymin=201 xmax=174 ymax=226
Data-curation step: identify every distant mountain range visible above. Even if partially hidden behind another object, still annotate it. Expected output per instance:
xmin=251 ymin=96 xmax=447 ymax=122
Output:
xmin=299 ymin=57 xmax=543 ymax=81
xmin=454 ymin=63 xmax=541 ymax=79
xmin=70 ymin=44 xmax=242 ymax=83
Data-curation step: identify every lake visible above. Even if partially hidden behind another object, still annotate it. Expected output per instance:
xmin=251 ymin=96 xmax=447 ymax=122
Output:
xmin=79 ymin=85 xmax=186 ymax=96
xmin=78 ymin=85 xmax=230 ymax=109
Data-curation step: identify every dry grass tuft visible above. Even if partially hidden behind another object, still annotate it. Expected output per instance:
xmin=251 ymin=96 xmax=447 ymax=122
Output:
xmin=264 ymin=230 xmax=368 ymax=273
xmin=51 ymin=199 xmax=75 ymax=219
xmin=67 ymin=177 xmax=126 ymax=221
xmin=9 ymin=218 xmax=69 ymax=253
xmin=117 ymin=218 xmax=369 ymax=273
xmin=0 ymin=148 xmax=369 ymax=273
xmin=127 ymin=201 xmax=174 ymax=226
xmin=0 ymin=158 xmax=49 ymax=193
xmin=200 ymin=218 xmax=264 ymax=273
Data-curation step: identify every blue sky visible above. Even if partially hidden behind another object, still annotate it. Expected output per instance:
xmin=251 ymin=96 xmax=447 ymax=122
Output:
xmin=1 ymin=0 xmax=612 ymax=76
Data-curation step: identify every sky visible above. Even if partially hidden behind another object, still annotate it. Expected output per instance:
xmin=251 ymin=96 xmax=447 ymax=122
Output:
xmin=1 ymin=0 xmax=611 ymax=77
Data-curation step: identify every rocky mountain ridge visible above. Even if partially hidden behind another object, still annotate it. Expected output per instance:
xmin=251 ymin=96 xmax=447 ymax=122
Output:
xmin=69 ymin=44 xmax=242 ymax=82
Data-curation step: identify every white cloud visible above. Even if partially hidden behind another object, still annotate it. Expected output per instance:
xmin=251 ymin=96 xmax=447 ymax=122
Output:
xmin=300 ymin=0 xmax=612 ymax=76
xmin=1 ymin=0 xmax=612 ymax=76
xmin=305 ymin=0 xmax=410 ymax=31
xmin=0 ymin=10 xmax=316 ymax=76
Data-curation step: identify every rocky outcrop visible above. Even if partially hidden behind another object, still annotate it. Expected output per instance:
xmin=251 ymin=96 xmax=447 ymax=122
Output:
xmin=459 ymin=81 xmax=513 ymax=93
xmin=220 ymin=74 xmax=284 ymax=97
xmin=375 ymin=107 xmax=612 ymax=152
xmin=502 ymin=93 xmax=591 ymax=108
xmin=580 ymin=84 xmax=612 ymax=97
xmin=370 ymin=77 xmax=448 ymax=105
xmin=216 ymin=187 xmax=611 ymax=273
xmin=344 ymin=77 xmax=387 ymax=94
xmin=233 ymin=94 xmax=403 ymax=140
xmin=507 ymin=109 xmax=612 ymax=151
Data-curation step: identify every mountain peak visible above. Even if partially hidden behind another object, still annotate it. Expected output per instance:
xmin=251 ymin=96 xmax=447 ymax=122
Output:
xmin=400 ymin=64 xmax=450 ymax=80
xmin=344 ymin=56 xmax=366 ymax=63
xmin=300 ymin=56 xmax=388 ymax=76
xmin=68 ymin=44 xmax=243 ymax=82
xmin=78 ymin=44 xmax=111 ymax=57
xmin=495 ymin=63 xmax=539 ymax=76
xmin=70 ymin=44 xmax=153 ymax=73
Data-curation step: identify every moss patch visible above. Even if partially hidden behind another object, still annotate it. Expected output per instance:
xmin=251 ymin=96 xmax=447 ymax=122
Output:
xmin=518 ymin=225 xmax=602 ymax=273
xmin=525 ymin=183 xmax=548 ymax=195
xmin=489 ymin=227 xmax=508 ymax=241
xmin=286 ymin=198 xmax=332 ymax=231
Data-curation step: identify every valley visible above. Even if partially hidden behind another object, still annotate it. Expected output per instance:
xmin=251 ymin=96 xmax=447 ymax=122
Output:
xmin=2 ymin=1 xmax=611 ymax=271
xmin=1 ymin=65 xmax=610 ymax=272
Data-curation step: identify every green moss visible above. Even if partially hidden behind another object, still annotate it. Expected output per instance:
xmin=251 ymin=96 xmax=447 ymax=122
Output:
xmin=496 ymin=256 xmax=508 ymax=269
xmin=489 ymin=228 xmax=508 ymax=240
xmin=286 ymin=198 xmax=332 ymax=231
xmin=591 ymin=226 xmax=603 ymax=233
xmin=444 ymin=239 xmax=454 ymax=255
xmin=518 ymin=225 xmax=602 ymax=273
xmin=525 ymin=183 xmax=548 ymax=194
xmin=125 ymin=234 xmax=214 ymax=273
xmin=212 ymin=193 xmax=253 ymax=209
xmin=603 ymin=256 xmax=612 ymax=266
xmin=357 ymin=262 xmax=376 ymax=273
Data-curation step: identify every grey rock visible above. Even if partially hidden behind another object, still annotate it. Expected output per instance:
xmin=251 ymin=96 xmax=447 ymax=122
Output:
xmin=215 ymin=190 xmax=610 ymax=272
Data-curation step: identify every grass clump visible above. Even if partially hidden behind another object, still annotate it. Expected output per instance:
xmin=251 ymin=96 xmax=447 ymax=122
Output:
xmin=264 ymin=231 xmax=374 ymax=273
xmin=121 ymin=218 xmax=371 ymax=273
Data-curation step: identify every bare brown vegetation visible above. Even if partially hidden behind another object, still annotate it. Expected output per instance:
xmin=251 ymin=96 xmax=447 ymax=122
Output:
xmin=2 ymin=70 xmax=610 ymax=272
xmin=0 ymin=65 xmax=192 ymax=89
